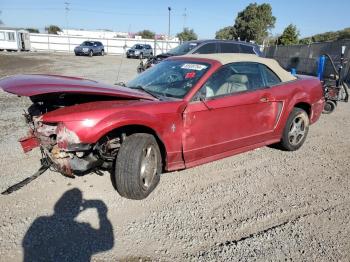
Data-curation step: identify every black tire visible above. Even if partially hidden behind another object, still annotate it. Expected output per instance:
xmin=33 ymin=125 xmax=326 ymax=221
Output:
xmin=322 ymin=100 xmax=337 ymax=114
xmin=278 ymin=108 xmax=309 ymax=151
xmin=139 ymin=53 xmax=143 ymax=59
xmin=89 ymin=50 xmax=93 ymax=57
xmin=126 ymin=55 xmax=130 ymax=58
xmin=113 ymin=133 xmax=162 ymax=200
xmin=150 ymin=52 xmax=153 ymax=57
xmin=101 ymin=50 xmax=104 ymax=56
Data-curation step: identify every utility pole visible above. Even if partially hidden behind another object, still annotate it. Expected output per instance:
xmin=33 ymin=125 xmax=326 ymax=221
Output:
xmin=183 ymin=8 xmax=187 ymax=30
xmin=64 ymin=2 xmax=70 ymax=52
xmin=168 ymin=7 xmax=171 ymax=40
xmin=64 ymin=2 xmax=70 ymax=33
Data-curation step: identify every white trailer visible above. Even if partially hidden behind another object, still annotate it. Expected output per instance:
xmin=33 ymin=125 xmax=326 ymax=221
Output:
xmin=0 ymin=27 xmax=31 ymax=51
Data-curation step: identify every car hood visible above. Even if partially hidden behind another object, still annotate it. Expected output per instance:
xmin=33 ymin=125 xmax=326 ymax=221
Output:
xmin=0 ymin=74 xmax=156 ymax=100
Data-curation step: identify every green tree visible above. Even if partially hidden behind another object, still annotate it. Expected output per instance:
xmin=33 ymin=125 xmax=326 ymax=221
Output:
xmin=137 ymin=30 xmax=155 ymax=39
xmin=45 ymin=25 xmax=62 ymax=34
xmin=176 ymin=28 xmax=198 ymax=41
xmin=278 ymin=24 xmax=299 ymax=45
xmin=26 ymin=28 xmax=40 ymax=33
xmin=215 ymin=26 xmax=236 ymax=40
xmin=233 ymin=3 xmax=276 ymax=44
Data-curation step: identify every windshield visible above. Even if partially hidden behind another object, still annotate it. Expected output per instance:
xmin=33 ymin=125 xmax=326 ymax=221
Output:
xmin=167 ymin=42 xmax=199 ymax=56
xmin=126 ymin=60 xmax=210 ymax=99
xmin=132 ymin=44 xmax=143 ymax=50
xmin=81 ymin=41 xmax=93 ymax=46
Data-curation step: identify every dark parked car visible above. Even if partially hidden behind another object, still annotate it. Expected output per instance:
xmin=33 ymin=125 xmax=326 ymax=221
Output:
xmin=74 ymin=41 xmax=105 ymax=57
xmin=126 ymin=44 xmax=153 ymax=59
xmin=0 ymin=54 xmax=324 ymax=200
xmin=137 ymin=40 xmax=263 ymax=72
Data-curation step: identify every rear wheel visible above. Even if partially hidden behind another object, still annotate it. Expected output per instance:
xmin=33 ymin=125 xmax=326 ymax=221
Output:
xmin=113 ymin=133 xmax=161 ymax=200
xmin=279 ymin=108 xmax=309 ymax=151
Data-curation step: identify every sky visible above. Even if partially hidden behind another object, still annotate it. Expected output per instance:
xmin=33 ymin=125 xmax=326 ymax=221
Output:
xmin=1 ymin=0 xmax=350 ymax=39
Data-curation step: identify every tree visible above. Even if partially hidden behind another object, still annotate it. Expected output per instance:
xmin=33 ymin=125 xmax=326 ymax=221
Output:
xmin=278 ymin=24 xmax=299 ymax=45
xmin=233 ymin=3 xmax=276 ymax=44
xmin=299 ymin=27 xmax=350 ymax=44
xmin=215 ymin=26 xmax=236 ymax=40
xmin=26 ymin=28 xmax=40 ymax=33
xmin=176 ymin=28 xmax=198 ymax=41
xmin=45 ymin=25 xmax=62 ymax=35
xmin=137 ymin=30 xmax=155 ymax=39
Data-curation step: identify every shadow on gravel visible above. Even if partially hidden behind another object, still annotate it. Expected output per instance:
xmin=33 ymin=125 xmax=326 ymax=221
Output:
xmin=22 ymin=188 xmax=114 ymax=262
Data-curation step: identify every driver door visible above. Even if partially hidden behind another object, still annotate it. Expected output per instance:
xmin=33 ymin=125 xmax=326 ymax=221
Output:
xmin=182 ymin=62 xmax=281 ymax=164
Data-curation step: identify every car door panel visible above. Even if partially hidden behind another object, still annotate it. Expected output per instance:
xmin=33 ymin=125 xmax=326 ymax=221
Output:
xmin=182 ymin=89 xmax=279 ymax=163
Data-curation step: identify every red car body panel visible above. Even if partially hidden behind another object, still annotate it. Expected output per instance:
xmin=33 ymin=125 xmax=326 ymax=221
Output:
xmin=0 ymin=57 xmax=324 ymax=173
xmin=0 ymin=74 xmax=156 ymax=100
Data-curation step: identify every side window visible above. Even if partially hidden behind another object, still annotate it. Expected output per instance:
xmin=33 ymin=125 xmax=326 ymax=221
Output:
xmin=240 ymin=45 xmax=255 ymax=54
xmin=219 ymin=43 xmax=240 ymax=53
xmin=193 ymin=43 xmax=216 ymax=54
xmin=7 ymin=32 xmax=15 ymax=41
xmin=195 ymin=62 xmax=266 ymax=100
xmin=260 ymin=65 xmax=281 ymax=86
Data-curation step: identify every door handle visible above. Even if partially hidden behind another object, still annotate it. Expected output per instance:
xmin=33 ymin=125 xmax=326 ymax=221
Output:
xmin=260 ymin=97 xmax=269 ymax=102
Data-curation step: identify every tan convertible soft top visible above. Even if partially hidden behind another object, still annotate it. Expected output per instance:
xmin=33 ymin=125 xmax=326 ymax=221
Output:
xmin=181 ymin=53 xmax=296 ymax=82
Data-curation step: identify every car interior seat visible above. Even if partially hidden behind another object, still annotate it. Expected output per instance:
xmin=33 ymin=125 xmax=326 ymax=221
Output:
xmin=215 ymin=74 xmax=248 ymax=96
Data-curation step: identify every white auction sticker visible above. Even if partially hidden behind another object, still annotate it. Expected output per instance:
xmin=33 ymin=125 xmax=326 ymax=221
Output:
xmin=181 ymin=63 xmax=207 ymax=70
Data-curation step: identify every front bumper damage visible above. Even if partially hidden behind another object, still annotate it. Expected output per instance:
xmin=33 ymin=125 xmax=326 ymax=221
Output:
xmin=20 ymin=120 xmax=101 ymax=177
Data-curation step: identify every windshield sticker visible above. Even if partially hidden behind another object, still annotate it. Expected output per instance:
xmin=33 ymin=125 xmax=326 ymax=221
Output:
xmin=185 ymin=72 xmax=196 ymax=79
xmin=181 ymin=64 xmax=207 ymax=71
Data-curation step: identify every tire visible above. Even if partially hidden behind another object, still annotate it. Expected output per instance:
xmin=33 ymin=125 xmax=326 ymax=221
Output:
xmin=89 ymin=50 xmax=93 ymax=57
xmin=139 ymin=53 xmax=143 ymax=59
xmin=113 ymin=133 xmax=162 ymax=200
xmin=126 ymin=55 xmax=130 ymax=58
xmin=101 ymin=50 xmax=104 ymax=56
xmin=278 ymin=108 xmax=309 ymax=151
xmin=322 ymin=100 xmax=337 ymax=114
xmin=150 ymin=52 xmax=153 ymax=57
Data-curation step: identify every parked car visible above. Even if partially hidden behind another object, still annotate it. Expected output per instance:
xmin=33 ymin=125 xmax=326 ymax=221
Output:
xmin=74 ymin=41 xmax=105 ymax=57
xmin=126 ymin=44 xmax=153 ymax=59
xmin=0 ymin=54 xmax=325 ymax=200
xmin=137 ymin=39 xmax=263 ymax=72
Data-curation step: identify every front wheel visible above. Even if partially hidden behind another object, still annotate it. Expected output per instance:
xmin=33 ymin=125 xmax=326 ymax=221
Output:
xmin=278 ymin=108 xmax=309 ymax=151
xmin=139 ymin=53 xmax=143 ymax=59
xmin=113 ymin=133 xmax=161 ymax=200
xmin=101 ymin=50 xmax=104 ymax=56
xmin=89 ymin=50 xmax=93 ymax=57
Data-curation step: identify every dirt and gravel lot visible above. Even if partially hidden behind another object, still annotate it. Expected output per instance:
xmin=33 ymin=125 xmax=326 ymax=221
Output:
xmin=0 ymin=52 xmax=349 ymax=261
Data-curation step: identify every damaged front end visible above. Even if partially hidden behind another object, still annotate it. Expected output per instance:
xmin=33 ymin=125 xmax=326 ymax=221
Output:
xmin=21 ymin=112 xmax=102 ymax=177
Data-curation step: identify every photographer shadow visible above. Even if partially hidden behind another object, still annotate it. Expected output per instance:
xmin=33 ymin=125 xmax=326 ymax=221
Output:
xmin=22 ymin=188 xmax=114 ymax=262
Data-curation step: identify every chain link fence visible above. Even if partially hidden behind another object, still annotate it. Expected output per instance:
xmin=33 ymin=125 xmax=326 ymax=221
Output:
xmin=264 ymin=39 xmax=350 ymax=83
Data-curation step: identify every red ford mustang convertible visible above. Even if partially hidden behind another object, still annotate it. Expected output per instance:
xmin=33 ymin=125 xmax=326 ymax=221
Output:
xmin=0 ymin=54 xmax=324 ymax=199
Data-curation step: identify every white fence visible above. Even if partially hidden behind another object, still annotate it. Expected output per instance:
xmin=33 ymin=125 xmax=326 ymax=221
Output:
xmin=29 ymin=33 xmax=180 ymax=55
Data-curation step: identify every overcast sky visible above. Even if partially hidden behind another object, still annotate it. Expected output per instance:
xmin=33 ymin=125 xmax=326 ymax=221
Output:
xmin=1 ymin=0 xmax=349 ymax=38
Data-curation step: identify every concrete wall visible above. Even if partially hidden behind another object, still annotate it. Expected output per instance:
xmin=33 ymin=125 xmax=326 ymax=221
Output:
xmin=29 ymin=33 xmax=180 ymax=55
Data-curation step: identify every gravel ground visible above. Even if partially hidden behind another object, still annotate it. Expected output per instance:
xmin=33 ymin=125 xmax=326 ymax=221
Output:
xmin=0 ymin=52 xmax=349 ymax=261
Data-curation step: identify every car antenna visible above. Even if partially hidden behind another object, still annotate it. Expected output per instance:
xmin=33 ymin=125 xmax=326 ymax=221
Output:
xmin=116 ymin=43 xmax=127 ymax=84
